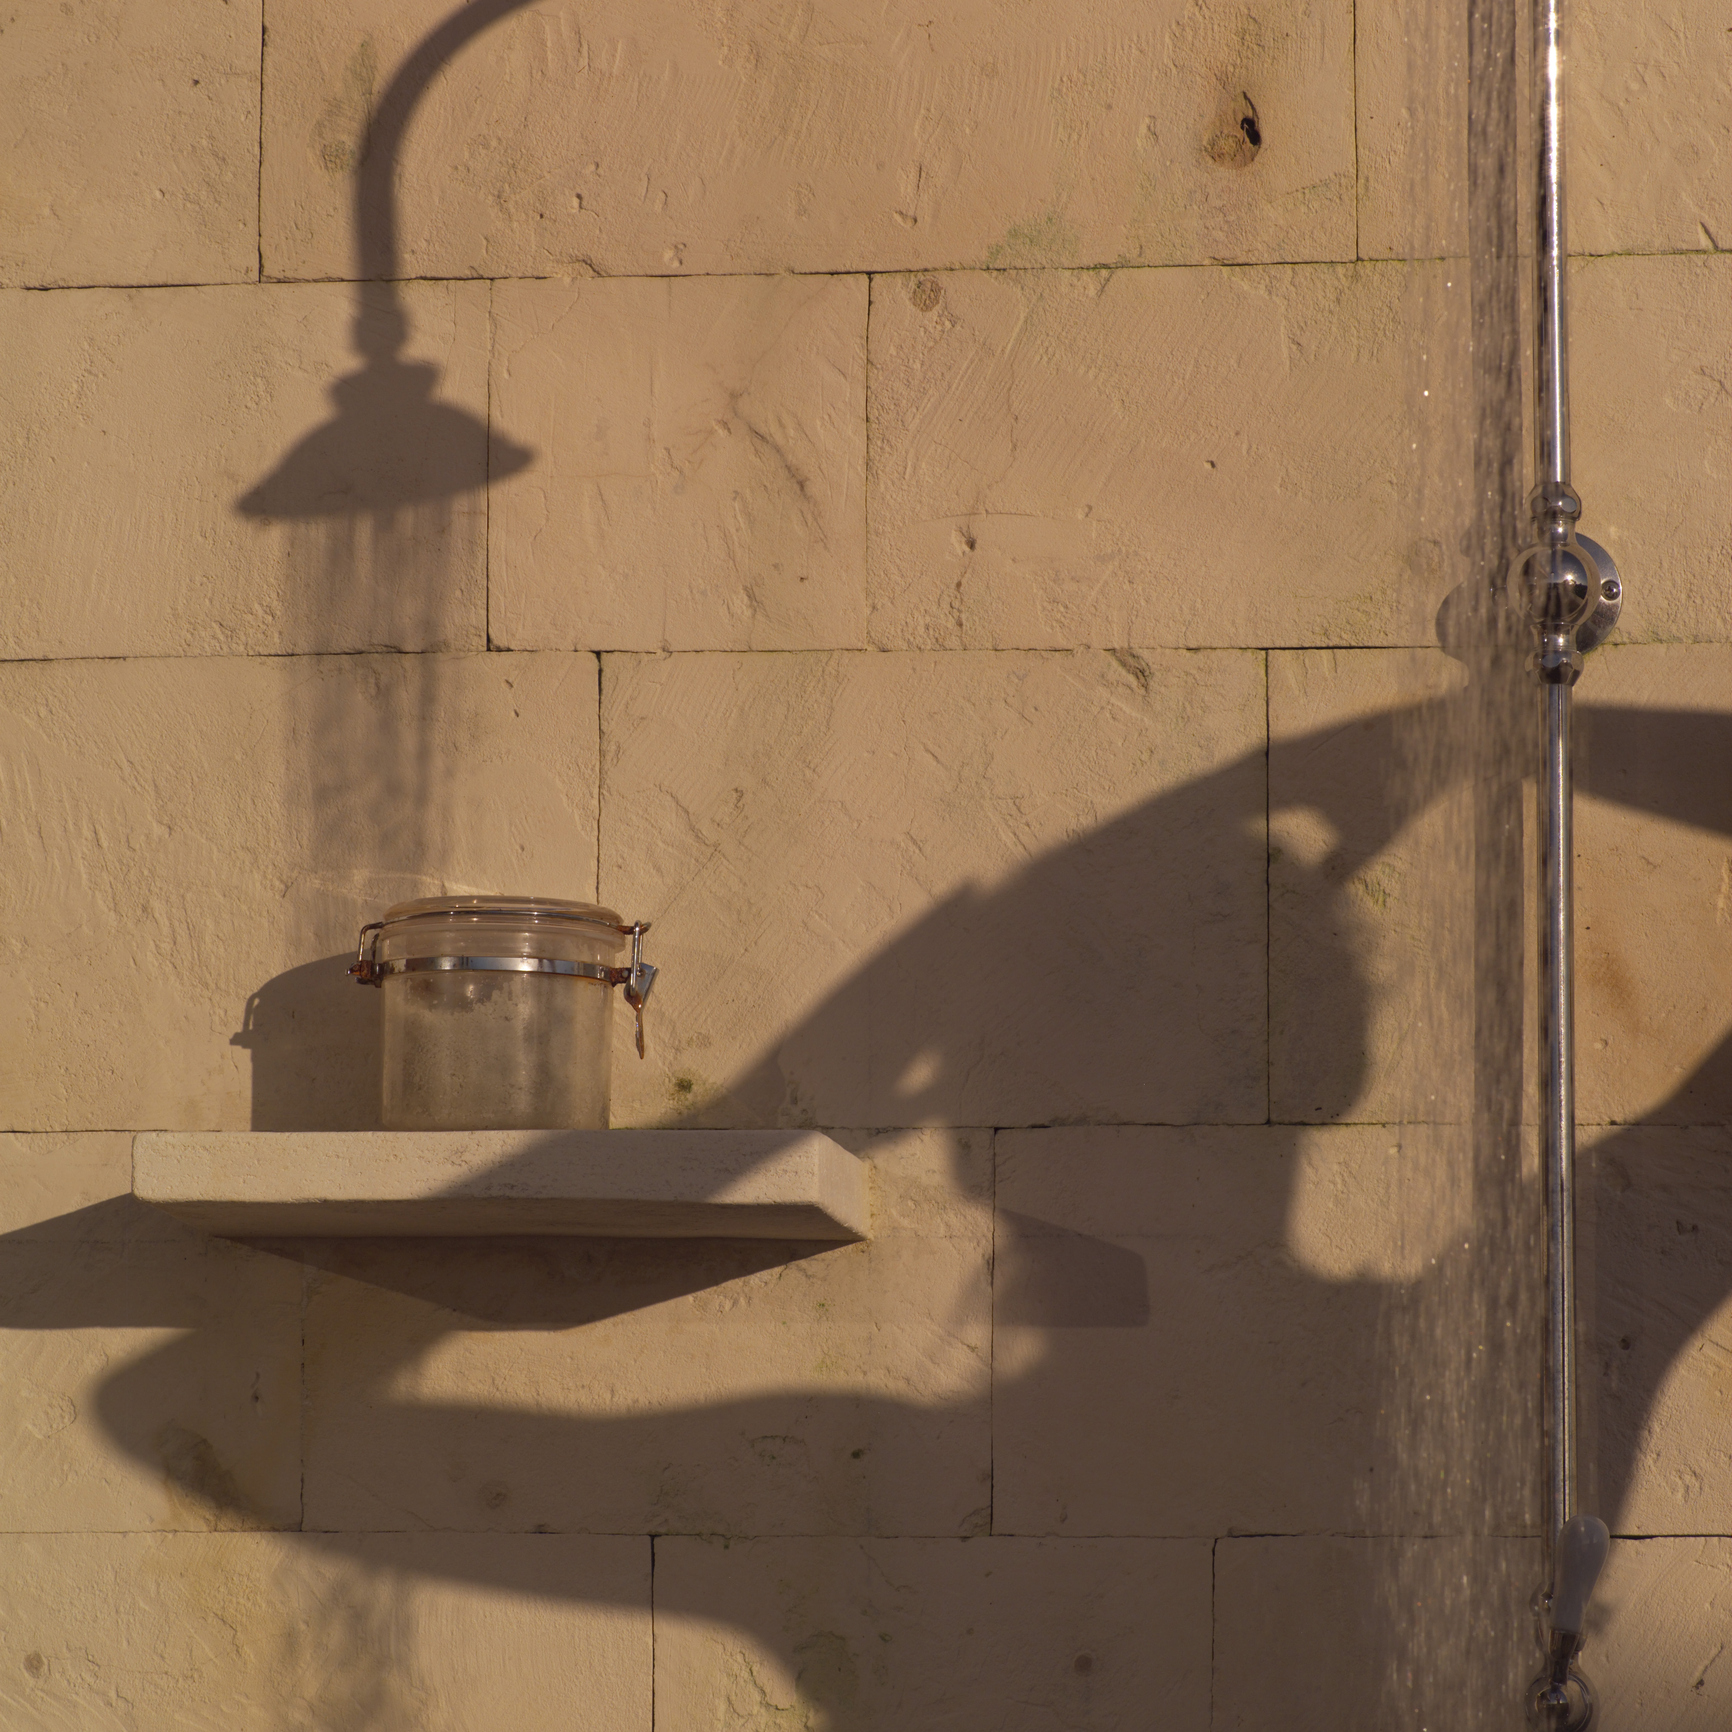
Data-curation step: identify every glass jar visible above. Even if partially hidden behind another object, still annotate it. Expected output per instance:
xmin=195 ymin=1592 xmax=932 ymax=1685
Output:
xmin=351 ymin=897 xmax=656 ymax=1131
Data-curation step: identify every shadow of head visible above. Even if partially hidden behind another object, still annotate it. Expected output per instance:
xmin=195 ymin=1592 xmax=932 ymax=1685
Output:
xmin=707 ymin=691 xmax=1494 ymax=1136
xmin=235 ymin=689 xmax=1484 ymax=1147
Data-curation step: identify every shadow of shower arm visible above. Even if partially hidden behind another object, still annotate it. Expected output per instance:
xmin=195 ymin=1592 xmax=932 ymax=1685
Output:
xmin=353 ymin=0 xmax=541 ymax=362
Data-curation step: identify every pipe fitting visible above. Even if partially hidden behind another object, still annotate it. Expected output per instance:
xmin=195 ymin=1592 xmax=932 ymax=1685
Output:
xmin=1529 ymin=481 xmax=1585 ymax=526
xmin=1511 ymin=487 xmax=1616 ymax=686
xmin=1514 ymin=537 xmax=1599 ymax=685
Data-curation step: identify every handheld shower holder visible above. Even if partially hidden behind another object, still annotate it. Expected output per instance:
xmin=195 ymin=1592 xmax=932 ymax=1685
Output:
xmin=1528 ymin=1492 xmax=1613 ymax=1727
xmin=1528 ymin=1633 xmax=1597 ymax=1731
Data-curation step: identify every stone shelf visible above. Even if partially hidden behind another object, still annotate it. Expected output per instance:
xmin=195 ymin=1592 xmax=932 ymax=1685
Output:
xmin=133 ymin=1129 xmax=869 ymax=1241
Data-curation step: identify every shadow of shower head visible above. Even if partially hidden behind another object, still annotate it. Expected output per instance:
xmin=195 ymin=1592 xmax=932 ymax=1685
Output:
xmin=238 ymin=0 xmax=544 ymax=522
xmin=237 ymin=355 xmax=533 ymax=521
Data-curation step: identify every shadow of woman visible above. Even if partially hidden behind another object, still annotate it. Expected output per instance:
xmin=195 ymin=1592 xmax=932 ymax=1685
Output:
xmin=7 ymin=675 xmax=1687 ymax=1721
xmin=12 ymin=690 xmax=1724 ymax=1723
xmin=1565 ymin=705 xmax=1732 ymax=1536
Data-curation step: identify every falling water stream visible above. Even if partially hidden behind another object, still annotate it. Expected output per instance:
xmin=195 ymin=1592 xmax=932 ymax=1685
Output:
xmin=1360 ymin=0 xmax=1547 ymax=1718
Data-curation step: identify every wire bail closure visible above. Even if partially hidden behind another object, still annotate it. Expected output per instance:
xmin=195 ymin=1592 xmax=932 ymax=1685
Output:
xmin=350 ymin=913 xmax=659 ymax=1058
xmin=623 ymin=922 xmax=657 ymax=1059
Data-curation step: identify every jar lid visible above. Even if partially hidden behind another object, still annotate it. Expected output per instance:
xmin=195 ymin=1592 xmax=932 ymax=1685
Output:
xmin=352 ymin=897 xmax=659 ymax=1057
xmin=379 ymin=894 xmax=628 ymax=929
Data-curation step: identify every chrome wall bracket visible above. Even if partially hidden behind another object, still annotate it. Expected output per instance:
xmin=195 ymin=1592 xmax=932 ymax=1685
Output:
xmin=1529 ymin=1651 xmax=1596 ymax=1732
xmin=1512 ymin=491 xmax=1621 ymax=683
xmin=1573 ymin=536 xmax=1622 ymax=655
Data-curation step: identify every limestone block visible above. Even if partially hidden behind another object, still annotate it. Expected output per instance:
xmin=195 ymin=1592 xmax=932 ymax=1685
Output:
xmin=1592 ymin=1537 xmax=1732 ymax=1723
xmin=1213 ymin=1536 xmax=1538 ymax=1729
xmin=0 ymin=1531 xmax=650 ymax=1730
xmin=993 ymin=1126 xmax=1538 ymax=1537
xmin=299 ymin=1131 xmax=992 ymax=1535
xmin=0 ymin=652 xmax=598 ymax=1131
xmin=1268 ymin=648 xmax=1483 ymax=1125
xmin=1573 ymin=256 xmax=1732 ymax=646
xmin=1572 ymin=0 xmax=1732 ymax=258
xmin=656 ymin=1535 xmax=1211 ymax=1731
xmin=260 ymin=0 xmax=1353 ymax=281
xmin=0 ymin=0 xmax=261 ymax=288
xmin=0 ymin=281 xmax=493 ymax=659
xmin=599 ymin=649 xmax=1266 ymax=1128
xmin=1357 ymin=0 xmax=1731 ymax=260
xmin=0 ymin=1237 xmax=300 ymax=1531
xmin=489 ymin=276 xmax=867 ymax=651
xmin=867 ymin=264 xmax=1473 ymax=650
xmin=1581 ymin=1128 xmax=1732 ymax=1534
xmin=1573 ymin=645 xmax=1732 ymax=1125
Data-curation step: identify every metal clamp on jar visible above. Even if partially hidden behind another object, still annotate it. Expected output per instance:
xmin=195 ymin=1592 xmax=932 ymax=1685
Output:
xmin=350 ymin=897 xmax=658 ymax=1131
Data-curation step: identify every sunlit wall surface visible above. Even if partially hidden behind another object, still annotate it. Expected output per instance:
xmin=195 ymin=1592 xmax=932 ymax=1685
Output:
xmin=0 ymin=0 xmax=1728 ymax=1724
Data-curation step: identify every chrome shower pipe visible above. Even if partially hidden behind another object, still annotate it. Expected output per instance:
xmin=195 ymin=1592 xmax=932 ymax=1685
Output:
xmin=1514 ymin=0 xmax=1622 ymax=1717
xmin=1539 ymin=679 xmax=1577 ymax=1552
xmin=1534 ymin=0 xmax=1570 ymax=495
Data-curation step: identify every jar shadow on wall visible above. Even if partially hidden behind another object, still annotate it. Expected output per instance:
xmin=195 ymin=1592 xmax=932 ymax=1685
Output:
xmin=231 ymin=952 xmax=384 ymax=1132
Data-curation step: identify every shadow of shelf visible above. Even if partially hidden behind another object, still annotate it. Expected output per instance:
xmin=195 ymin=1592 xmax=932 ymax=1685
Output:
xmin=133 ymin=1129 xmax=869 ymax=1240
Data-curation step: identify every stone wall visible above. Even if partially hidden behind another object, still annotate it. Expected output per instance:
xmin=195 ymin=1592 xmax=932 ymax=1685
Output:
xmin=1 ymin=0 xmax=1728 ymax=1725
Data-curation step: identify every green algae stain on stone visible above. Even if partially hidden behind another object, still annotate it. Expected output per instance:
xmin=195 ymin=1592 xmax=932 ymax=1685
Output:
xmin=986 ymin=207 xmax=1081 ymax=269
xmin=793 ymin=1629 xmax=861 ymax=1722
